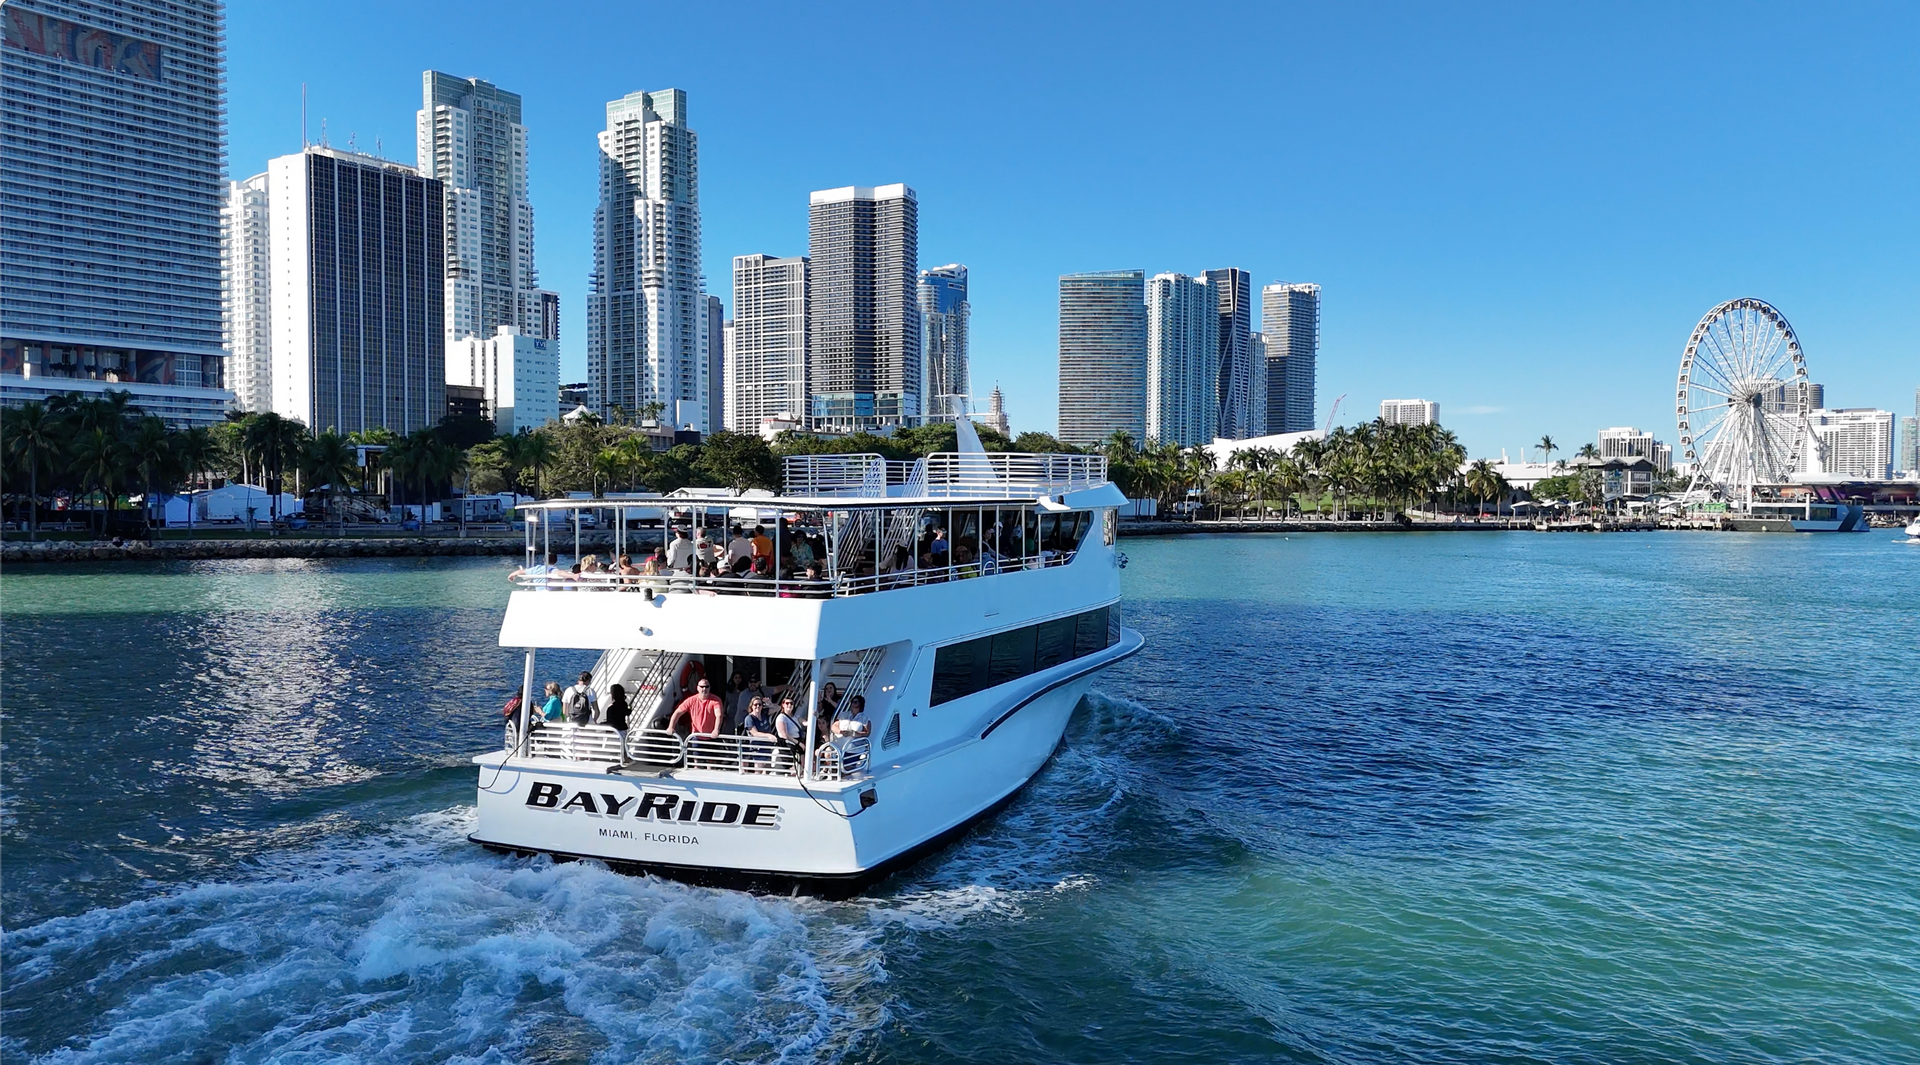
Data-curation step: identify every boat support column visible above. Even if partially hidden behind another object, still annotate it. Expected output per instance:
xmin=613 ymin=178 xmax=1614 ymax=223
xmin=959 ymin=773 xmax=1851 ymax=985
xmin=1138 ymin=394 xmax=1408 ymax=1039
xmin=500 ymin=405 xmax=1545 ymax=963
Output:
xmin=519 ymin=648 xmax=535 ymax=751
xmin=803 ymin=668 xmax=820 ymax=780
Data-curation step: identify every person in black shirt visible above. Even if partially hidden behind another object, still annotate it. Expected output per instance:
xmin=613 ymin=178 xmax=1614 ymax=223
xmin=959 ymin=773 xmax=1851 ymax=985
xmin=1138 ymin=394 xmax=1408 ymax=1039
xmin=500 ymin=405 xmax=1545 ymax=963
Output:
xmin=603 ymin=684 xmax=632 ymax=732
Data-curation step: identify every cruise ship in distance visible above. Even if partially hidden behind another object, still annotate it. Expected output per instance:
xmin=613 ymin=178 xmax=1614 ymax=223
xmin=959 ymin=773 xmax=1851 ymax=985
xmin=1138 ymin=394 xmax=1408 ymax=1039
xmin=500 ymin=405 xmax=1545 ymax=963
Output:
xmin=470 ymin=430 xmax=1144 ymax=895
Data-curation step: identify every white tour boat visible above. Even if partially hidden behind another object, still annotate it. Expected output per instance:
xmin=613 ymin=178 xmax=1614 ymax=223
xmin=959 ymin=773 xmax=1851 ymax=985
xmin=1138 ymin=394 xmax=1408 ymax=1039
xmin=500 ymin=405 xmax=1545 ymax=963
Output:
xmin=470 ymin=443 xmax=1143 ymax=895
xmin=1727 ymin=499 xmax=1872 ymax=533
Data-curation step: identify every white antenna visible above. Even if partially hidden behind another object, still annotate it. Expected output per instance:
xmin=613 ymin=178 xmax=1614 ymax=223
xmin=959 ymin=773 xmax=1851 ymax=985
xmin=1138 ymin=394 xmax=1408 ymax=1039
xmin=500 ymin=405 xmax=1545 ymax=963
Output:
xmin=301 ymin=83 xmax=307 ymax=147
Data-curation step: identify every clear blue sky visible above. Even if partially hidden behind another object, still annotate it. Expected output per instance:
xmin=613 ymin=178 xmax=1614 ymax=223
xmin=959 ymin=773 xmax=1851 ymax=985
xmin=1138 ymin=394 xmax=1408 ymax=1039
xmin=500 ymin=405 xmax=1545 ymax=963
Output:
xmin=227 ymin=1 xmax=1917 ymax=458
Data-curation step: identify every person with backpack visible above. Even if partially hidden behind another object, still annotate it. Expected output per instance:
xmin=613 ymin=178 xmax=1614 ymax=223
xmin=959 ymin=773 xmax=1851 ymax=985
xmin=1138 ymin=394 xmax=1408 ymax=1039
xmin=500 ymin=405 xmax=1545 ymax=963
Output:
xmin=562 ymin=672 xmax=597 ymax=725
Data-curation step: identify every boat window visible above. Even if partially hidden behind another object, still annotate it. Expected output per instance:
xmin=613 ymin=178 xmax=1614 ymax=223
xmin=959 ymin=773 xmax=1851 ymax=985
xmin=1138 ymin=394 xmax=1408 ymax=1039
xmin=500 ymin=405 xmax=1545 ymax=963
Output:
xmin=989 ymin=627 xmax=1037 ymax=685
xmin=929 ymin=605 xmax=1118 ymax=706
xmin=1039 ymin=513 xmax=1061 ymax=551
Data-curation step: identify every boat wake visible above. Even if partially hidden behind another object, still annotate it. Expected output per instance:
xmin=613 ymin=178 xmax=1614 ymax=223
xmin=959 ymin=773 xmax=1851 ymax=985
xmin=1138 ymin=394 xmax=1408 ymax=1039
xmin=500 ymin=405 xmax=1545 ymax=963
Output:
xmin=2 ymin=693 xmax=1167 ymax=1065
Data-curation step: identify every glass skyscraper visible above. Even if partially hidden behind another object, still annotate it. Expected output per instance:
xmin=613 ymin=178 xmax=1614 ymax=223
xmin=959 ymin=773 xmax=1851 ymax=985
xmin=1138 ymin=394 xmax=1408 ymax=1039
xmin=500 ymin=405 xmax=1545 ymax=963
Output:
xmin=1147 ymin=273 xmax=1219 ymax=447
xmin=1056 ymin=270 xmax=1147 ymax=447
xmin=1203 ymin=267 xmax=1254 ymax=440
xmin=1 ymin=0 xmax=233 ymax=426
xmin=808 ymin=184 xmax=921 ymax=431
xmin=919 ymin=264 xmax=970 ymax=422
xmin=1261 ymin=281 xmax=1320 ymax=433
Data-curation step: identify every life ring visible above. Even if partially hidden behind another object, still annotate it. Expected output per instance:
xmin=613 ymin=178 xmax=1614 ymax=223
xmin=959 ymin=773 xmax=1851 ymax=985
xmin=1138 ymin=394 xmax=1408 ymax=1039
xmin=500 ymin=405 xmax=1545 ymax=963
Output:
xmin=678 ymin=659 xmax=705 ymax=692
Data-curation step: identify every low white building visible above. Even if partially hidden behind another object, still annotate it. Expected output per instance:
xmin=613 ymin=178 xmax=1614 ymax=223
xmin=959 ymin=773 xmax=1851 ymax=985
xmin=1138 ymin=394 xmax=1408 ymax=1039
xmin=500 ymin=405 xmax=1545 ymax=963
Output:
xmin=449 ymin=325 xmax=560 ymax=434
xmin=1204 ymin=429 xmax=1327 ymax=467
xmin=1380 ymin=399 xmax=1438 ymax=426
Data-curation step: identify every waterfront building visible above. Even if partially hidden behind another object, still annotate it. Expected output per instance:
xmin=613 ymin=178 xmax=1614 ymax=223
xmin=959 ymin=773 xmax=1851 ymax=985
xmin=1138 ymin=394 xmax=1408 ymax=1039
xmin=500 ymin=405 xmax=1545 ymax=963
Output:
xmin=589 ymin=89 xmax=706 ymax=428
xmin=223 ymin=173 xmax=272 ymax=413
xmin=1146 ymin=273 xmax=1219 ymax=447
xmin=448 ymin=325 xmax=558 ymax=434
xmin=1261 ymin=282 xmax=1319 ymax=433
xmin=1598 ymin=426 xmax=1672 ymax=471
xmin=268 ymin=147 xmax=445 ymax=434
xmin=1057 ymin=270 xmax=1147 ymax=447
xmin=1898 ymin=415 xmax=1918 ymax=475
xmin=1203 ymin=268 xmax=1255 ymax=440
xmin=1805 ymin=408 xmax=1896 ymax=479
xmin=1380 ymin=399 xmax=1439 ymax=426
xmin=808 ymin=184 xmax=920 ymax=431
xmin=0 ymin=0 xmax=234 ymax=427
xmin=1248 ymin=333 xmax=1268 ymax=437
xmin=920 ymin=264 xmax=970 ymax=422
xmin=1575 ymin=455 xmax=1659 ymax=500
xmin=416 ymin=72 xmax=559 ymax=353
xmin=729 ymin=253 xmax=810 ymax=434
xmin=704 ymin=294 xmax=724 ymax=435
xmin=982 ymin=384 xmax=1009 ymax=437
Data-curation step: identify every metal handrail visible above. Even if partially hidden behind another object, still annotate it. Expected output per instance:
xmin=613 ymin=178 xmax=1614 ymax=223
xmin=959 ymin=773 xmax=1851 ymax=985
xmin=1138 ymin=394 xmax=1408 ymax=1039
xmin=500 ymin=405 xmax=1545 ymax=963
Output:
xmin=507 ymin=548 xmax=1081 ymax=597
xmin=528 ymin=722 xmax=626 ymax=763
xmin=921 ymin=452 xmax=1108 ymax=497
xmin=623 ymin=728 xmax=800 ymax=776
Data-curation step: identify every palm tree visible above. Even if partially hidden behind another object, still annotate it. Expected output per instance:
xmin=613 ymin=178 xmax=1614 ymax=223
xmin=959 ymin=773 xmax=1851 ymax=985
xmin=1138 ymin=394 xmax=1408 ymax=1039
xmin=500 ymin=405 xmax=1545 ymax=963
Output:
xmin=3 ymin=400 xmax=62 ymax=539
xmin=1576 ymin=442 xmax=1600 ymax=460
xmin=68 ymin=426 xmax=127 ymax=535
xmin=240 ymin=412 xmax=305 ymax=525
xmin=1464 ymin=459 xmax=1507 ymax=517
xmin=170 ymin=427 xmax=217 ymax=533
xmin=1537 ymin=435 xmax=1557 ymax=468
xmin=125 ymin=416 xmax=179 ymax=535
xmin=303 ymin=430 xmax=359 ymax=532
xmin=513 ymin=432 xmax=555 ymax=499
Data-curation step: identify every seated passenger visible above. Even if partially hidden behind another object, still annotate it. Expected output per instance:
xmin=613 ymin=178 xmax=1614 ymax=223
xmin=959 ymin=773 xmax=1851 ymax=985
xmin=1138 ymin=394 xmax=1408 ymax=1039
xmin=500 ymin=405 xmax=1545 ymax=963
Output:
xmin=830 ymin=694 xmax=871 ymax=738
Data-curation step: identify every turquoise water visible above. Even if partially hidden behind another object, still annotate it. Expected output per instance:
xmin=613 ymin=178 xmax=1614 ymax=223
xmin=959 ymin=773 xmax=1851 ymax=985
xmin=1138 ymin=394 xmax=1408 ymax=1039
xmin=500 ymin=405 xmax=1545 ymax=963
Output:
xmin=2 ymin=533 xmax=1917 ymax=1063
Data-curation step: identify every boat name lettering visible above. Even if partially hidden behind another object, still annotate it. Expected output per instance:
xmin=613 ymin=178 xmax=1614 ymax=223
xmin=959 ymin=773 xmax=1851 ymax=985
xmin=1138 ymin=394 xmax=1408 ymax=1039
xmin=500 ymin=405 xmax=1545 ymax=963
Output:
xmin=526 ymin=782 xmax=780 ymax=828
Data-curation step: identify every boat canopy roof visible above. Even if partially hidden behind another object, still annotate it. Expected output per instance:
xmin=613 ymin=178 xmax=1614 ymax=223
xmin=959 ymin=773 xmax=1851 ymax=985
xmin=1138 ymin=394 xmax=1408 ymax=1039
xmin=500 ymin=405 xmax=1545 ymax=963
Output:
xmin=514 ymin=451 xmax=1115 ymax=512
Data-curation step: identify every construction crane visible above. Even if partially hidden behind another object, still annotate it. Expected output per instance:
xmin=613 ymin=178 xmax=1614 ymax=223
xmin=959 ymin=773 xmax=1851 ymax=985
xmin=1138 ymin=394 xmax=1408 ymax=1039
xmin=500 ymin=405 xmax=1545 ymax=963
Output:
xmin=1322 ymin=394 xmax=1346 ymax=434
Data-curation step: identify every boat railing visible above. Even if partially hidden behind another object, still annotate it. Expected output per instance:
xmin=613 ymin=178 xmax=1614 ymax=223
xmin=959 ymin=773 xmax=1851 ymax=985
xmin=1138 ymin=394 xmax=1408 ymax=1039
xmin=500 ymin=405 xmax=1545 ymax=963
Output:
xmin=526 ymin=722 xmax=627 ymax=763
xmin=921 ymin=452 xmax=1108 ymax=498
xmin=509 ymin=547 xmax=1080 ymax=596
xmin=815 ymin=738 xmax=870 ymax=781
xmin=625 ymin=729 xmax=805 ymax=776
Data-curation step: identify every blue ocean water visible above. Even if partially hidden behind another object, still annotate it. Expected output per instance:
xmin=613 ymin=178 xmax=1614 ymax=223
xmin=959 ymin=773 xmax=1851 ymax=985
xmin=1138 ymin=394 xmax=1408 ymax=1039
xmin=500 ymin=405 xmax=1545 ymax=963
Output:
xmin=2 ymin=533 xmax=1916 ymax=1064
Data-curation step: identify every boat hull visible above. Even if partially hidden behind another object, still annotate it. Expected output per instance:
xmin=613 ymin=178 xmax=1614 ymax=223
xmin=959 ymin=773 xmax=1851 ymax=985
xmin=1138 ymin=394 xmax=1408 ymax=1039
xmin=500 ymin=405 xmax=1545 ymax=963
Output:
xmin=470 ymin=636 xmax=1139 ymax=896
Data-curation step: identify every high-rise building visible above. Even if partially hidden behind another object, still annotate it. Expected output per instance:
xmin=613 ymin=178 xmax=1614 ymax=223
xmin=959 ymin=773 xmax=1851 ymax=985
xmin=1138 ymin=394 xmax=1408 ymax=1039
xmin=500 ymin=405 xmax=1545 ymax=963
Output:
xmin=1057 ymin=270 xmax=1146 ymax=447
xmin=448 ymin=325 xmax=558 ymax=434
xmin=1380 ymin=399 xmax=1439 ymax=426
xmin=728 ymin=253 xmax=810 ymax=435
xmin=589 ymin=89 xmax=706 ymax=428
xmin=416 ymin=72 xmax=558 ymax=354
xmin=1203 ymin=268 xmax=1254 ymax=439
xmin=1806 ymin=408 xmax=1895 ymax=479
xmin=1262 ymin=282 xmax=1320 ymax=433
xmin=1897 ymin=415 xmax=1918 ymax=475
xmin=808 ymin=184 xmax=920 ymax=431
xmin=223 ymin=173 xmax=272 ymax=413
xmin=920 ymin=264 xmax=970 ymax=422
xmin=1248 ymin=332 xmax=1268 ymax=436
xmin=704 ymin=294 xmax=725 ymax=436
xmin=1146 ymin=273 xmax=1219 ymax=447
xmin=1 ymin=0 xmax=234 ymax=427
xmin=1764 ymin=380 xmax=1825 ymax=413
xmin=982 ymin=384 xmax=1009 ymax=437
xmin=1598 ymin=426 xmax=1671 ymax=471
xmin=268 ymin=147 xmax=445 ymax=434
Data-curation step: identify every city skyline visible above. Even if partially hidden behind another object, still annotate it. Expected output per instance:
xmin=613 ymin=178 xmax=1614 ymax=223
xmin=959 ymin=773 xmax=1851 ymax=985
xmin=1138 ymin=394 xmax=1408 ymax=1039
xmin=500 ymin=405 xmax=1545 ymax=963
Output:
xmin=205 ymin=1 xmax=1914 ymax=455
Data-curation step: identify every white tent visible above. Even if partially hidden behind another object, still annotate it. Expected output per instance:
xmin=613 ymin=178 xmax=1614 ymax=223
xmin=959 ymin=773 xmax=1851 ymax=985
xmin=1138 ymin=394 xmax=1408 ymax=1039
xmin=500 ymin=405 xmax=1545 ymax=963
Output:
xmin=195 ymin=484 xmax=302 ymax=522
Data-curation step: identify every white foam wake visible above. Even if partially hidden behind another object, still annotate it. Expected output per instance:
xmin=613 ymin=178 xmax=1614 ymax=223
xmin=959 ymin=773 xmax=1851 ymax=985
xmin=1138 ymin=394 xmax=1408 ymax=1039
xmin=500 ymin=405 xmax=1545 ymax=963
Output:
xmin=4 ymin=808 xmax=891 ymax=1065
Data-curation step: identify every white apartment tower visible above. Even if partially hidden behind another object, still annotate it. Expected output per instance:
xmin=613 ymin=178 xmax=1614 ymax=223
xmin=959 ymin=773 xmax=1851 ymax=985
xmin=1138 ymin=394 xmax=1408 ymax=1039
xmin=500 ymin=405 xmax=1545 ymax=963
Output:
xmin=223 ymin=173 xmax=272 ymax=412
xmin=1146 ymin=273 xmax=1219 ymax=447
xmin=1806 ymin=408 xmax=1896 ymax=479
xmin=589 ymin=89 xmax=706 ymax=428
xmin=268 ymin=147 xmax=445 ymax=434
xmin=417 ymin=73 xmax=558 ymax=351
xmin=1598 ymin=426 xmax=1672 ymax=471
xmin=448 ymin=325 xmax=558 ymax=434
xmin=1380 ymin=399 xmax=1439 ymax=426
xmin=728 ymin=253 xmax=810 ymax=434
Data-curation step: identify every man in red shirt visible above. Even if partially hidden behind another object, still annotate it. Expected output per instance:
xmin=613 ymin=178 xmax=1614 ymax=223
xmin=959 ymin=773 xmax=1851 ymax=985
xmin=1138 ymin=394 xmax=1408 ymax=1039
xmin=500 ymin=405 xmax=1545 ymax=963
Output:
xmin=667 ymin=678 xmax=725 ymax=736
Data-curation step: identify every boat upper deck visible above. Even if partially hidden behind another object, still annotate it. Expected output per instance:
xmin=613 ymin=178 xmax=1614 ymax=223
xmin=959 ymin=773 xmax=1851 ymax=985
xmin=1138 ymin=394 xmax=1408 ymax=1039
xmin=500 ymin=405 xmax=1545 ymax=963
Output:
xmin=508 ymin=451 xmax=1124 ymax=602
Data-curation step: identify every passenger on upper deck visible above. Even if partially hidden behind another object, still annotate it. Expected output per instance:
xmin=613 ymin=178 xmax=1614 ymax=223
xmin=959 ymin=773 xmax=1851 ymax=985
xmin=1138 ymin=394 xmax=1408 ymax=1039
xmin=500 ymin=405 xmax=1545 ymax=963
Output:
xmin=750 ymin=525 xmax=773 ymax=560
xmin=726 ymin=526 xmax=753 ymax=568
xmin=603 ymin=684 xmax=631 ymax=731
xmin=695 ymin=530 xmax=719 ymax=571
xmin=667 ymin=678 xmax=724 ymax=737
xmin=509 ymin=552 xmax=561 ymax=588
xmin=666 ymin=529 xmax=695 ymax=574
xmin=540 ymin=681 xmax=564 ymax=721
xmin=562 ymin=672 xmax=596 ymax=723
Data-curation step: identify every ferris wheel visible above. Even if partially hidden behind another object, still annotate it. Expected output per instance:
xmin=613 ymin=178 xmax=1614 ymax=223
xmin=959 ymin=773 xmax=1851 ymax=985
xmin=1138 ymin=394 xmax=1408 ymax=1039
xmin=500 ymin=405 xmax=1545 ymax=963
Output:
xmin=1676 ymin=298 xmax=1810 ymax=506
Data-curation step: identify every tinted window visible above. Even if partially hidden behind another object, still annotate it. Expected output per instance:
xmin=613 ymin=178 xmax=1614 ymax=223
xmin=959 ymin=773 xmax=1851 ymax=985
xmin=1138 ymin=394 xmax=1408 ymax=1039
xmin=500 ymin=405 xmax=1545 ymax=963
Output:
xmin=1034 ymin=616 xmax=1075 ymax=671
xmin=1074 ymin=607 xmax=1109 ymax=658
xmin=930 ymin=636 xmax=988 ymax=706
xmin=989 ymin=627 xmax=1037 ymax=685
xmin=930 ymin=606 xmax=1118 ymax=706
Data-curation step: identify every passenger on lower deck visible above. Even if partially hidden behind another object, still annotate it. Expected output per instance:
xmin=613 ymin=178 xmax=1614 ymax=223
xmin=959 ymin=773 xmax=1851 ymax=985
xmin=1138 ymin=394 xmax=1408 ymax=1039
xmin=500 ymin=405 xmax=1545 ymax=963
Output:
xmin=667 ymin=678 xmax=724 ymax=737
xmin=603 ymin=684 xmax=631 ymax=731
